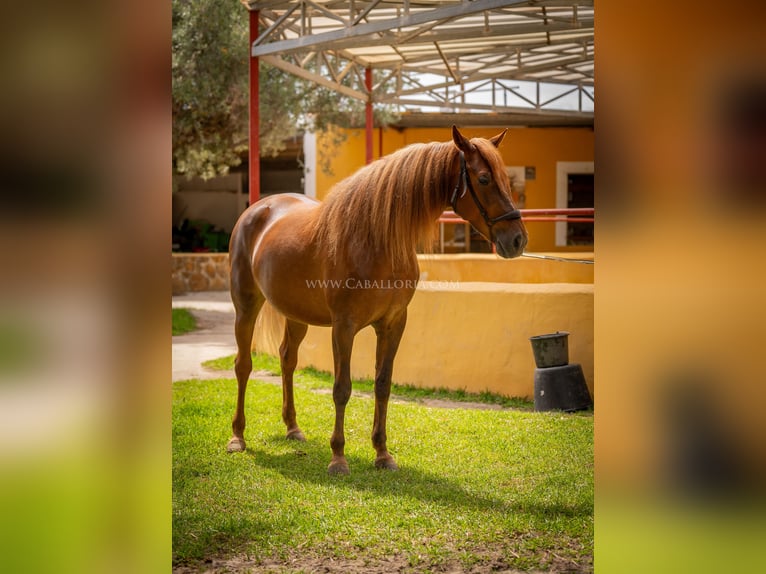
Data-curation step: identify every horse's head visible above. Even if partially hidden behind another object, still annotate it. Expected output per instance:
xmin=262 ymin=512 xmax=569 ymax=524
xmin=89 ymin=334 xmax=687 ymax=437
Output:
xmin=450 ymin=126 xmax=528 ymax=259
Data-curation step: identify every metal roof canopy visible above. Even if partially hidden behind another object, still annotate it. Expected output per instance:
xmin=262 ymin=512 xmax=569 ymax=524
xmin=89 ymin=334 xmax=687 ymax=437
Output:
xmin=244 ymin=0 xmax=594 ymax=126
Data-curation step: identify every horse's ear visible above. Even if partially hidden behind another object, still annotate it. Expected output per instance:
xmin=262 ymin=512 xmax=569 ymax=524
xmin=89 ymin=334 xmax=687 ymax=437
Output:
xmin=451 ymin=125 xmax=473 ymax=153
xmin=489 ymin=128 xmax=508 ymax=148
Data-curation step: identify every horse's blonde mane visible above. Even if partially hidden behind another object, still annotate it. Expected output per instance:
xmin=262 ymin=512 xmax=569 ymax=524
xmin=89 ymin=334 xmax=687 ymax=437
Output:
xmin=312 ymin=141 xmax=458 ymax=267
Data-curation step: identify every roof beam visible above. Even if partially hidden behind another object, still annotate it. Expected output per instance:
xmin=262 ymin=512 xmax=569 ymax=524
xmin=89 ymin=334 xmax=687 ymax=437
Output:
xmin=397 ymin=54 xmax=590 ymax=84
xmin=252 ymin=0 xmax=533 ymax=56
xmin=247 ymin=1 xmax=594 ymax=11
xmin=302 ymin=0 xmax=347 ymax=25
xmin=351 ymin=0 xmax=383 ymax=26
xmin=434 ymin=42 xmax=459 ymax=84
xmin=254 ymin=19 xmax=593 ymax=57
xmin=391 ymin=36 xmax=592 ymax=68
xmin=525 ymin=0 xmax=593 ymax=5
xmin=253 ymin=3 xmax=300 ymax=46
xmin=260 ymin=54 xmax=368 ymax=101
xmin=393 ymin=111 xmax=593 ymax=128
xmin=391 ymin=20 xmax=593 ymax=50
xmin=378 ymin=94 xmax=592 ymax=116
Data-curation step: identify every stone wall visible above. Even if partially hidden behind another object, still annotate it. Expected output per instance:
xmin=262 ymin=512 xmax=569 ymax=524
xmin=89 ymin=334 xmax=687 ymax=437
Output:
xmin=172 ymin=252 xmax=594 ymax=295
xmin=172 ymin=253 xmax=229 ymax=294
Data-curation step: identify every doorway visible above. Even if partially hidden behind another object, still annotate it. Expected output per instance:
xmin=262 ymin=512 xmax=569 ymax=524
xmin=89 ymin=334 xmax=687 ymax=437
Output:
xmin=556 ymin=161 xmax=594 ymax=247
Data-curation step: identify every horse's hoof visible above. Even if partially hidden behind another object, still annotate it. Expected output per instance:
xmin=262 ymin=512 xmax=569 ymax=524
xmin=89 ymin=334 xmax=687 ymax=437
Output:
xmin=226 ymin=437 xmax=246 ymax=453
xmin=375 ymin=456 xmax=399 ymax=471
xmin=286 ymin=429 xmax=306 ymax=442
xmin=327 ymin=459 xmax=350 ymax=476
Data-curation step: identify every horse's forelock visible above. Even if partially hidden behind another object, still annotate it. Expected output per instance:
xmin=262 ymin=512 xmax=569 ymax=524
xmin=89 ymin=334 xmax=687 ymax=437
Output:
xmin=471 ymin=138 xmax=512 ymax=195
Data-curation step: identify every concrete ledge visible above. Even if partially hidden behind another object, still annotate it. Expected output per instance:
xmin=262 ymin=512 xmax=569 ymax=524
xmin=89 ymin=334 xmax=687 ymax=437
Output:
xmin=254 ymin=281 xmax=593 ymax=400
xmin=417 ymin=253 xmax=594 ymax=284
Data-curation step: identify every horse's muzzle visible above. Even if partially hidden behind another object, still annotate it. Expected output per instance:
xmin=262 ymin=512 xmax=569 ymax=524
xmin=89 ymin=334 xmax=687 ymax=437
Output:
xmin=494 ymin=228 xmax=527 ymax=259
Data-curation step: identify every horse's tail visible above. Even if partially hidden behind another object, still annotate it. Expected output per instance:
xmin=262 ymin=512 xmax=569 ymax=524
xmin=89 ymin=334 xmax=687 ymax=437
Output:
xmin=253 ymin=301 xmax=284 ymax=356
xmin=229 ymin=201 xmax=285 ymax=359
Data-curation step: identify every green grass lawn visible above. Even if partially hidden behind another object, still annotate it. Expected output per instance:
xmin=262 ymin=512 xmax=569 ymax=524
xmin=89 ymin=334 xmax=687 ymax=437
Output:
xmin=202 ymin=352 xmax=535 ymax=410
xmin=173 ymin=369 xmax=593 ymax=572
xmin=172 ymin=308 xmax=198 ymax=336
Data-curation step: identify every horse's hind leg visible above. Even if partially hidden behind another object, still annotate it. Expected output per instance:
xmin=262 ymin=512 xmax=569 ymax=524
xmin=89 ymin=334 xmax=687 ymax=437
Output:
xmin=280 ymin=319 xmax=308 ymax=441
xmin=226 ymin=291 xmax=264 ymax=453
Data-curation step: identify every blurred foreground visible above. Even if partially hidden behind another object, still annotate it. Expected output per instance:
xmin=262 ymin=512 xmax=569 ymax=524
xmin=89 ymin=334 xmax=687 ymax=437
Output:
xmin=597 ymin=2 xmax=766 ymax=572
xmin=0 ymin=2 xmax=169 ymax=573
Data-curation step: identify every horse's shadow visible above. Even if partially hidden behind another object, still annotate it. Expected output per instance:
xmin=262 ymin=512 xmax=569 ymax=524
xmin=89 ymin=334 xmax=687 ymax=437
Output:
xmin=242 ymin=434 xmax=590 ymax=520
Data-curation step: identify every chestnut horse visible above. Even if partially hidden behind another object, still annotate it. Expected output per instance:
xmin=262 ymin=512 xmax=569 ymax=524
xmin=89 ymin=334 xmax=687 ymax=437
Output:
xmin=227 ymin=126 xmax=528 ymax=475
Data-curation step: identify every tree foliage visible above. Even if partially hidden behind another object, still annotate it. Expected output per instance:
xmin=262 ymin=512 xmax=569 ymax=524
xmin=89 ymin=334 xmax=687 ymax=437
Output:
xmin=172 ymin=0 xmax=248 ymax=179
xmin=172 ymin=0 xmax=398 ymax=180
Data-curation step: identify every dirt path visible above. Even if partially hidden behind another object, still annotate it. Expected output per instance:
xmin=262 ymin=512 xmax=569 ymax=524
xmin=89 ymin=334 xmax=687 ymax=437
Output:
xmin=172 ymin=291 xmax=237 ymax=381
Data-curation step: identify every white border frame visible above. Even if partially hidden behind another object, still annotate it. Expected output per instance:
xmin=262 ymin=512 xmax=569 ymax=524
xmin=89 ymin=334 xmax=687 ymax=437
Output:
xmin=555 ymin=161 xmax=594 ymax=247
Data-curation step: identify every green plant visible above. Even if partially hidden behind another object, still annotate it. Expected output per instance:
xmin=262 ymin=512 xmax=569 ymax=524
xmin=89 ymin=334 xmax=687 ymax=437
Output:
xmin=172 ymin=308 xmax=198 ymax=336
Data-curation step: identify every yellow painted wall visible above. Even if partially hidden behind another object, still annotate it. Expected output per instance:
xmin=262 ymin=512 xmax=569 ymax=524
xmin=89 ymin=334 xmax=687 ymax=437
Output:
xmin=417 ymin=253 xmax=593 ymax=284
xmin=253 ymin=282 xmax=593 ymax=401
xmin=315 ymin=125 xmax=594 ymax=252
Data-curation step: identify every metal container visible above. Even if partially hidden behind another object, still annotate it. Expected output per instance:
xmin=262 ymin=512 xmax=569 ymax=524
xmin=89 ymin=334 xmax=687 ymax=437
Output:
xmin=529 ymin=331 xmax=569 ymax=368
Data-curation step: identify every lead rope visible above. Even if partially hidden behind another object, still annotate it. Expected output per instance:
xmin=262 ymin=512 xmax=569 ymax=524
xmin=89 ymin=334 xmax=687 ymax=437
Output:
xmin=521 ymin=253 xmax=594 ymax=264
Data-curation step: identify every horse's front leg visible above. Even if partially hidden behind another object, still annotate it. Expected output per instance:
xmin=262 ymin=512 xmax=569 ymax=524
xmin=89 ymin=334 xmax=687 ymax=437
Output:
xmin=328 ymin=319 xmax=355 ymax=475
xmin=371 ymin=309 xmax=407 ymax=471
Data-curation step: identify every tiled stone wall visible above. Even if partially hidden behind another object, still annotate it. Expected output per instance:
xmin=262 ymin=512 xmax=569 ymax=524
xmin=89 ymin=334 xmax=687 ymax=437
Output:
xmin=172 ymin=252 xmax=594 ymax=295
xmin=172 ymin=253 xmax=229 ymax=294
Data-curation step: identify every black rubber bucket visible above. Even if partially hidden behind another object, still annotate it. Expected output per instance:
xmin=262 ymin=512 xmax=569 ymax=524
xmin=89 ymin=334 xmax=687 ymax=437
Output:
xmin=534 ymin=363 xmax=592 ymax=412
xmin=529 ymin=331 xmax=569 ymax=368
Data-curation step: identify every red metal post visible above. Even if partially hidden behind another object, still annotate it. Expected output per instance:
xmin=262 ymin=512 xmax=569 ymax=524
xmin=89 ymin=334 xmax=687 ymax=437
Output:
xmin=248 ymin=9 xmax=260 ymax=206
xmin=365 ymin=67 xmax=373 ymax=164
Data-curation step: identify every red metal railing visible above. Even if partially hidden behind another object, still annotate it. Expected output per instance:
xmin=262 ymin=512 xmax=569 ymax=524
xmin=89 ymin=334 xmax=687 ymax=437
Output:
xmin=437 ymin=208 xmax=594 ymax=253
xmin=438 ymin=208 xmax=594 ymax=224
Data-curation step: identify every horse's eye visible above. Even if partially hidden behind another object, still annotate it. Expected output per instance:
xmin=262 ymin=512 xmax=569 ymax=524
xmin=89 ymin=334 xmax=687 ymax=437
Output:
xmin=478 ymin=174 xmax=490 ymax=185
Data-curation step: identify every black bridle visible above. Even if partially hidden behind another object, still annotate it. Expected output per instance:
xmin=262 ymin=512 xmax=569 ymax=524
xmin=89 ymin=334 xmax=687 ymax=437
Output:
xmin=449 ymin=151 xmax=522 ymax=239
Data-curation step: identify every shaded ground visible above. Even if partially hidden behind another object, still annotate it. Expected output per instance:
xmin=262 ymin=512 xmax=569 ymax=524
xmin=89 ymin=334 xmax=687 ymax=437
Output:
xmin=171 ymin=552 xmax=579 ymax=574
